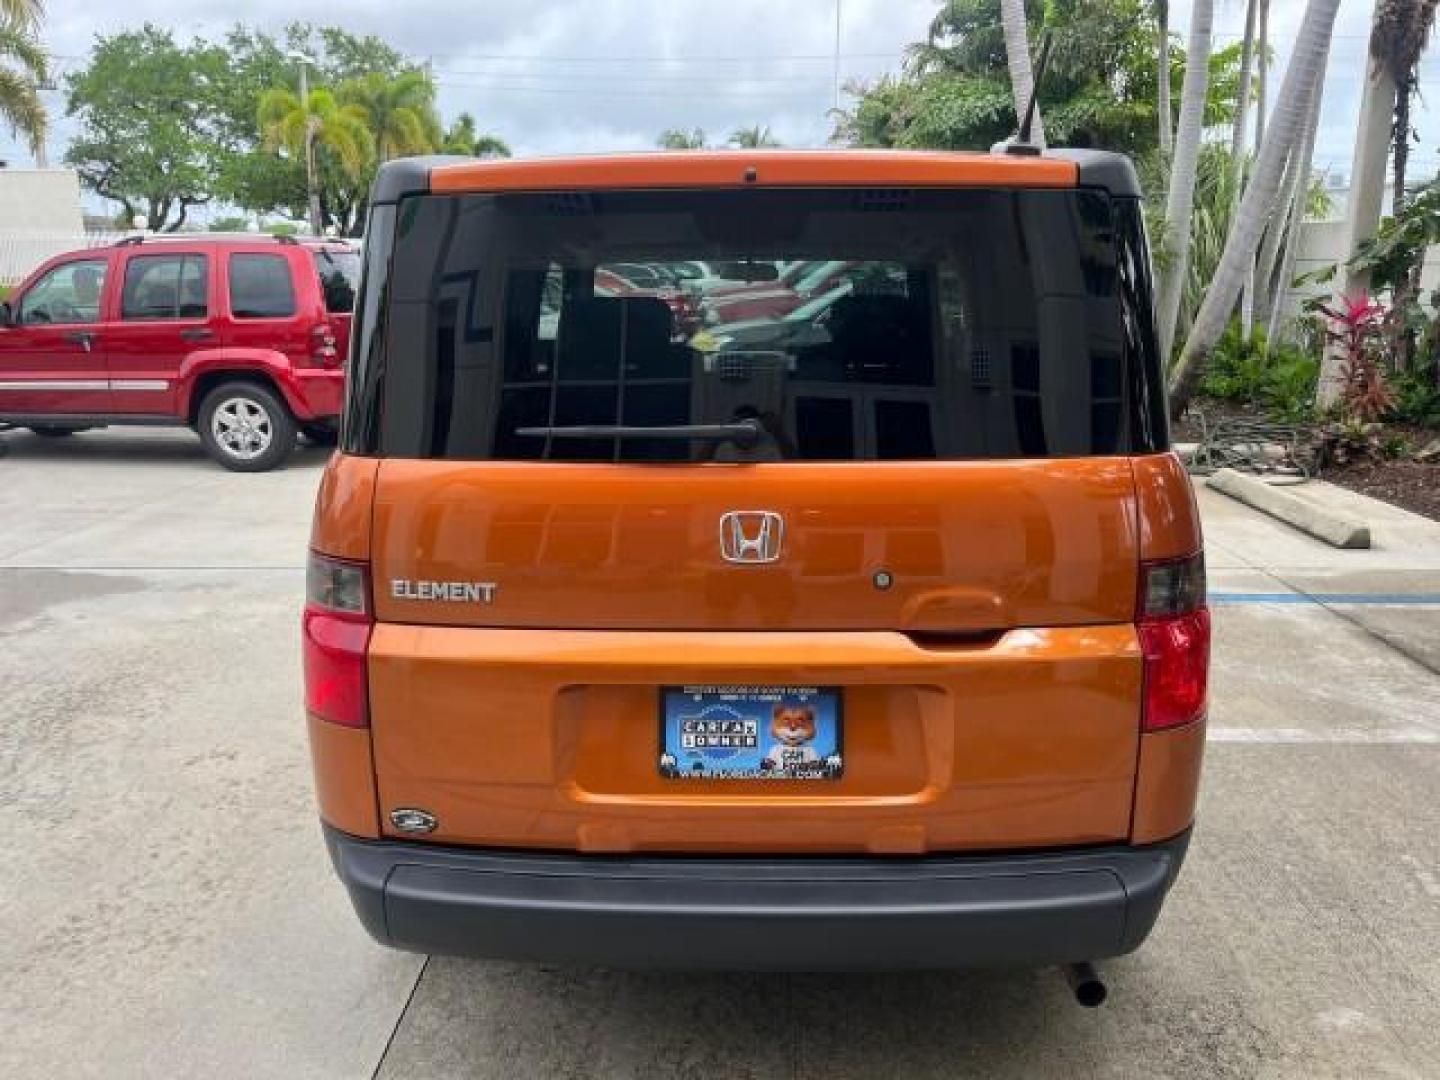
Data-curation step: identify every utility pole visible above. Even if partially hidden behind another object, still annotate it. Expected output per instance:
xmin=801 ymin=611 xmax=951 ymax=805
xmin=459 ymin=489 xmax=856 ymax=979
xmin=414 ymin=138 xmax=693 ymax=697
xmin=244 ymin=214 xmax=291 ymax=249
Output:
xmin=832 ymin=0 xmax=842 ymax=112
xmin=288 ymin=50 xmax=322 ymax=237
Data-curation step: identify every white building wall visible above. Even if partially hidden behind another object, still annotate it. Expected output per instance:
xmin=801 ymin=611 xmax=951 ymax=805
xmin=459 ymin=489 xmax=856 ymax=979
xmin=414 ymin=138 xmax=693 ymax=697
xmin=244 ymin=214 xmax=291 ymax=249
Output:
xmin=1271 ymin=219 xmax=1440 ymax=333
xmin=0 ymin=169 xmax=121 ymax=287
xmin=0 ymin=168 xmax=84 ymax=232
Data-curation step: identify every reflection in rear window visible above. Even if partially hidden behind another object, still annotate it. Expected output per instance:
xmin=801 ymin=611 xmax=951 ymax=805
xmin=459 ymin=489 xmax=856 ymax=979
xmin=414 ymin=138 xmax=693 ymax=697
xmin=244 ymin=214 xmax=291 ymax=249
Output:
xmin=379 ymin=188 xmax=1134 ymax=461
xmin=314 ymin=248 xmax=360 ymax=313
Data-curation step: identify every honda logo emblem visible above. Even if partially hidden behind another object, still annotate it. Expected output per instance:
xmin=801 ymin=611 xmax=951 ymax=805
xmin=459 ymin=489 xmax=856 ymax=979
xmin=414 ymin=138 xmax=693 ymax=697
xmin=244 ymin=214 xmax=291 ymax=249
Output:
xmin=718 ymin=511 xmax=784 ymax=564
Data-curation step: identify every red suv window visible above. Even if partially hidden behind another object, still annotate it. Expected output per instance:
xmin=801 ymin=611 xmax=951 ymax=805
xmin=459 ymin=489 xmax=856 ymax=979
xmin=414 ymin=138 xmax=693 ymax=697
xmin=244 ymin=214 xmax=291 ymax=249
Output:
xmin=229 ymin=253 xmax=297 ymax=319
xmin=120 ymin=254 xmax=209 ymax=320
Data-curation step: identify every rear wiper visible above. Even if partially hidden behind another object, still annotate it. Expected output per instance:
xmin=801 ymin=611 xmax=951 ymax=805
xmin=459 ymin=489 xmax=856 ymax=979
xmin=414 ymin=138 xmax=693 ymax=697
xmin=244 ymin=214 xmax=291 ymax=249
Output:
xmin=516 ymin=419 xmax=763 ymax=448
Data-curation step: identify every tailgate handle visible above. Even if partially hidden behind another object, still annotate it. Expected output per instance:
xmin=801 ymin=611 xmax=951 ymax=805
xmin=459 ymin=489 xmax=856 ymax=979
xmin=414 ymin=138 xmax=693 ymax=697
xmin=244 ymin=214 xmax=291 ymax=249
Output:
xmin=904 ymin=629 xmax=1007 ymax=650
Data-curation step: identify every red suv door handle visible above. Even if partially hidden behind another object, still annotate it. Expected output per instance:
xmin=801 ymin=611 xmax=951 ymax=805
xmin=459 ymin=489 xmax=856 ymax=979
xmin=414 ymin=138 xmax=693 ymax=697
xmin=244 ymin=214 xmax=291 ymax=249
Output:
xmin=179 ymin=328 xmax=215 ymax=342
xmin=62 ymin=330 xmax=96 ymax=352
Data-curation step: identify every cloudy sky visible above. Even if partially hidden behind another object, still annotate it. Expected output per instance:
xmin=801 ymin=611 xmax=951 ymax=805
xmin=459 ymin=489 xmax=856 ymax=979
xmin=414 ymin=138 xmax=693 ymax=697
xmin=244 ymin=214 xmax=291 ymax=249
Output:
xmin=9 ymin=0 xmax=1438 ymax=213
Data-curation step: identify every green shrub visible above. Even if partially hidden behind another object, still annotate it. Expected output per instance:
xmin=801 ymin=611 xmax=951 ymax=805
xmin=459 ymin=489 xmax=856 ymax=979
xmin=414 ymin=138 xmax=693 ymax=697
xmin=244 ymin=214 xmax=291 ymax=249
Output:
xmin=1201 ymin=320 xmax=1319 ymax=422
xmin=1201 ymin=321 xmax=1269 ymax=402
xmin=1388 ymin=365 xmax=1440 ymax=427
xmin=1265 ymin=351 xmax=1321 ymax=423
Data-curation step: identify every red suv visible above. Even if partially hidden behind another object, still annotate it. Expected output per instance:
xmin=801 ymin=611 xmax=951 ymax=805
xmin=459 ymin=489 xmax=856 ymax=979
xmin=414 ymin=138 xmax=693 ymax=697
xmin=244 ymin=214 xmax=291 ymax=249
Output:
xmin=0 ymin=234 xmax=357 ymax=471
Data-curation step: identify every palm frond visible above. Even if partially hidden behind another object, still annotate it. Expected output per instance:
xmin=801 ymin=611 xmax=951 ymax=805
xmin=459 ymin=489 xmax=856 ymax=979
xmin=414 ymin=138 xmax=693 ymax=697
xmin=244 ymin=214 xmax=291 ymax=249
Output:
xmin=472 ymin=135 xmax=510 ymax=158
xmin=0 ymin=65 xmax=46 ymax=155
xmin=0 ymin=0 xmax=43 ymax=31
xmin=0 ymin=23 xmax=47 ymax=81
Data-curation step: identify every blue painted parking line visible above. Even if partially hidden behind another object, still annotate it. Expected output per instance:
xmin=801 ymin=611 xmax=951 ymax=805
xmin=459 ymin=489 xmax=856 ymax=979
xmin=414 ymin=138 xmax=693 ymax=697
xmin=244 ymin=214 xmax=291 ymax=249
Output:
xmin=1210 ymin=592 xmax=1440 ymax=606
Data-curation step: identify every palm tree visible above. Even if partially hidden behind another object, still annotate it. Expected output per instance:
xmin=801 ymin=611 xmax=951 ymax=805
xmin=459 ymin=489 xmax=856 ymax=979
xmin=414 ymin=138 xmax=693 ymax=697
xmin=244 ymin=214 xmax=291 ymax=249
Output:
xmin=1156 ymin=0 xmax=1214 ymax=359
xmin=1155 ymin=0 xmax=1173 ymax=155
xmin=339 ymin=70 xmax=439 ymax=163
xmin=1320 ymin=7 xmax=1406 ymax=403
xmin=729 ymin=125 xmax=781 ymax=149
xmin=1230 ymin=0 xmax=1258 ymax=164
xmin=1263 ymin=63 xmax=1328 ymax=342
xmin=1253 ymin=0 xmax=1270 ymax=152
xmin=1373 ymin=0 xmax=1439 ymax=217
xmin=258 ymin=86 xmax=372 ymax=182
xmin=657 ymin=128 xmax=706 ymax=150
xmin=1368 ymin=0 xmax=1439 ymax=369
xmin=0 ymin=14 xmax=46 ymax=162
xmin=999 ymin=0 xmax=1044 ymax=147
xmin=1169 ymin=0 xmax=1343 ymax=411
xmin=443 ymin=113 xmax=510 ymax=158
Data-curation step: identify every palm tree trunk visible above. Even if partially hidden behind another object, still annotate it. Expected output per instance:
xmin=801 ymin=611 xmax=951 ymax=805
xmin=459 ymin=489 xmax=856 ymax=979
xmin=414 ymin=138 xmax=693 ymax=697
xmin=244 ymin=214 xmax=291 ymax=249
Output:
xmin=1264 ymin=64 xmax=1328 ymax=346
xmin=1157 ymin=0 xmax=1173 ymax=155
xmin=1254 ymin=0 xmax=1270 ymax=153
xmin=1253 ymin=141 xmax=1300 ymax=324
xmin=1392 ymin=76 xmax=1411 ymax=217
xmin=1239 ymin=0 xmax=1271 ymax=341
xmin=1156 ymin=0 xmax=1215 ymax=360
xmin=1000 ymin=0 xmax=1045 ymax=147
xmin=1169 ymin=0 xmax=1343 ymax=413
xmin=1317 ymin=38 xmax=1396 ymax=410
xmin=1231 ymin=0 xmax=1258 ymax=163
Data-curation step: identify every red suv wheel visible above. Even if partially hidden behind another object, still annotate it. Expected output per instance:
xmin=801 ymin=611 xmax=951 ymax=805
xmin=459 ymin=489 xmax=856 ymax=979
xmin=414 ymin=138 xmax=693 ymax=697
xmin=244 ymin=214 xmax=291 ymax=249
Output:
xmin=197 ymin=381 xmax=297 ymax=472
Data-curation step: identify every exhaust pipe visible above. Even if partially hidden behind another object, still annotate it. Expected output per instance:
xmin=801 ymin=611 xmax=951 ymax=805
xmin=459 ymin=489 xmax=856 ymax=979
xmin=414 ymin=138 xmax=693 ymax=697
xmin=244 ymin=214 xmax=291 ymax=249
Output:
xmin=1064 ymin=962 xmax=1108 ymax=1007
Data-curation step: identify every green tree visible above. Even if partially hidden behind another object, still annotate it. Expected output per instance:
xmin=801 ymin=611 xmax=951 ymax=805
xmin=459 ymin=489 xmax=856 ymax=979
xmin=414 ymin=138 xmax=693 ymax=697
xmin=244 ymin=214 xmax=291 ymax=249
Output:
xmin=338 ymin=70 xmax=440 ymax=162
xmin=0 ymin=16 xmax=47 ymax=161
xmin=836 ymin=0 xmax=1241 ymax=158
xmin=658 ymin=127 xmax=706 ymax=150
xmin=442 ymin=112 xmax=511 ymax=157
xmin=211 ymin=24 xmax=418 ymax=230
xmin=64 ymin=26 xmax=218 ymax=230
xmin=728 ymin=125 xmax=781 ymax=148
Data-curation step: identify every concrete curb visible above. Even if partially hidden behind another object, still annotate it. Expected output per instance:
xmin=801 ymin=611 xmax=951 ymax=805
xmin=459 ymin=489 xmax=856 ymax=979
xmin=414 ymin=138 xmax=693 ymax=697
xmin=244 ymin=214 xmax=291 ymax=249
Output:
xmin=1207 ymin=469 xmax=1371 ymax=549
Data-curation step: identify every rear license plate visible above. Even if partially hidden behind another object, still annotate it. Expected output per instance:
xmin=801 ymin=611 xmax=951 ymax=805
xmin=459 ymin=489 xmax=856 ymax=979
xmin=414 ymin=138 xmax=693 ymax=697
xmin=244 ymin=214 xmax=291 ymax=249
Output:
xmin=659 ymin=685 xmax=843 ymax=781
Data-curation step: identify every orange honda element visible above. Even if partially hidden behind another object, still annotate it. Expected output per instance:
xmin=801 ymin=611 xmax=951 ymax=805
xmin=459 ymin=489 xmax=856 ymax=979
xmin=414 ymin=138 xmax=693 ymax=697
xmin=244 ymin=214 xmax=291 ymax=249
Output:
xmin=304 ymin=149 xmax=1207 ymax=986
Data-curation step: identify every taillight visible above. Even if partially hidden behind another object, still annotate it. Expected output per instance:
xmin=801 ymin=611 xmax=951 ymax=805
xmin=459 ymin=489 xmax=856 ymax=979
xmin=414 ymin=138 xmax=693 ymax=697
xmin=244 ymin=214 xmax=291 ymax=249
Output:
xmin=309 ymin=324 xmax=339 ymax=367
xmin=1137 ymin=552 xmax=1210 ymax=732
xmin=303 ymin=553 xmax=372 ymax=728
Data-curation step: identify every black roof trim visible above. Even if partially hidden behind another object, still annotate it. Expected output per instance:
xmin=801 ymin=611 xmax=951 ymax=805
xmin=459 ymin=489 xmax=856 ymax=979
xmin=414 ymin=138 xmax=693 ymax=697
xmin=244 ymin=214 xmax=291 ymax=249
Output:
xmin=369 ymin=155 xmax=472 ymax=206
xmin=1046 ymin=149 xmax=1142 ymax=198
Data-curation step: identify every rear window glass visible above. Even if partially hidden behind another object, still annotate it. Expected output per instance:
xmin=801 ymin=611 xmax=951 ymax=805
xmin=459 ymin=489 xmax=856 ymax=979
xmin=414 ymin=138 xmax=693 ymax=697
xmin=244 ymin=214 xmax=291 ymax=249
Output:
xmin=378 ymin=188 xmax=1133 ymax=461
xmin=228 ymin=253 xmax=296 ymax=319
xmin=314 ymin=248 xmax=360 ymax=313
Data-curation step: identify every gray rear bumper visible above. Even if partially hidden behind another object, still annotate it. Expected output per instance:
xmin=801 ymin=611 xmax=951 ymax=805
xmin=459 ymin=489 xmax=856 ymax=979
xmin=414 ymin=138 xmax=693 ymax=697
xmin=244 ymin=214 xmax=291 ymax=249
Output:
xmin=324 ymin=825 xmax=1190 ymax=971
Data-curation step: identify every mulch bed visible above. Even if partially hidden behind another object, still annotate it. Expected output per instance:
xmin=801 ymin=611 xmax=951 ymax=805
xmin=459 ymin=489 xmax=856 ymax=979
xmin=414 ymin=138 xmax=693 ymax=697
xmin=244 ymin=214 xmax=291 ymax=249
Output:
xmin=1177 ymin=398 xmax=1440 ymax=522
xmin=1320 ymin=457 xmax=1440 ymax=522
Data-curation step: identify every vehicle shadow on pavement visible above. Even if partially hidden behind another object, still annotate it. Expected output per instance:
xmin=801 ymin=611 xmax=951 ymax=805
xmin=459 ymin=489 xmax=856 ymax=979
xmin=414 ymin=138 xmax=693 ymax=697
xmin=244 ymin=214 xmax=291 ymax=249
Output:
xmin=0 ymin=429 xmax=333 ymax=468
xmin=373 ymin=955 xmax=1266 ymax=1079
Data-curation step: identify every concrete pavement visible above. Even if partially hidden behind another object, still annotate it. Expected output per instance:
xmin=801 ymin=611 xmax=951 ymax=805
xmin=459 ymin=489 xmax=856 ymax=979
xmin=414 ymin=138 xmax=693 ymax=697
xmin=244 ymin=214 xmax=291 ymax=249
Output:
xmin=1 ymin=428 xmax=1438 ymax=1079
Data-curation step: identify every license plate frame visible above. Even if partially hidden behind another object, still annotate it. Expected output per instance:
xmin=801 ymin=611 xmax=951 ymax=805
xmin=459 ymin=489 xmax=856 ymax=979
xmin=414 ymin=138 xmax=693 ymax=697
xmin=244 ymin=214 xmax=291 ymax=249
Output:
xmin=658 ymin=685 xmax=843 ymax=781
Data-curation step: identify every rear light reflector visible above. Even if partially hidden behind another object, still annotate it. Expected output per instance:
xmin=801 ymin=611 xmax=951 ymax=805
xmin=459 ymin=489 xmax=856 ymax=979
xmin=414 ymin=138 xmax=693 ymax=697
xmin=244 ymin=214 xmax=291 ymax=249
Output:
xmin=303 ymin=553 xmax=372 ymax=728
xmin=309 ymin=324 xmax=339 ymax=367
xmin=1138 ymin=553 xmax=1209 ymax=732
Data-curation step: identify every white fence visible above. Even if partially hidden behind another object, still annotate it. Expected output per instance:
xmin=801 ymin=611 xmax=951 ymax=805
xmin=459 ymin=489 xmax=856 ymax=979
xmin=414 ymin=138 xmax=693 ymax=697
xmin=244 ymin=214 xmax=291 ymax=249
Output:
xmin=0 ymin=231 xmax=127 ymax=288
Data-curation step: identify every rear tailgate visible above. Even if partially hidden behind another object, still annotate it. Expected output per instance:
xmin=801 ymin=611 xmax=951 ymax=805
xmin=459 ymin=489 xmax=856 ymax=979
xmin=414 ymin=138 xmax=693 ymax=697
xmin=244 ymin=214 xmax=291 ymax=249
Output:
xmin=366 ymin=459 xmax=1144 ymax=854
